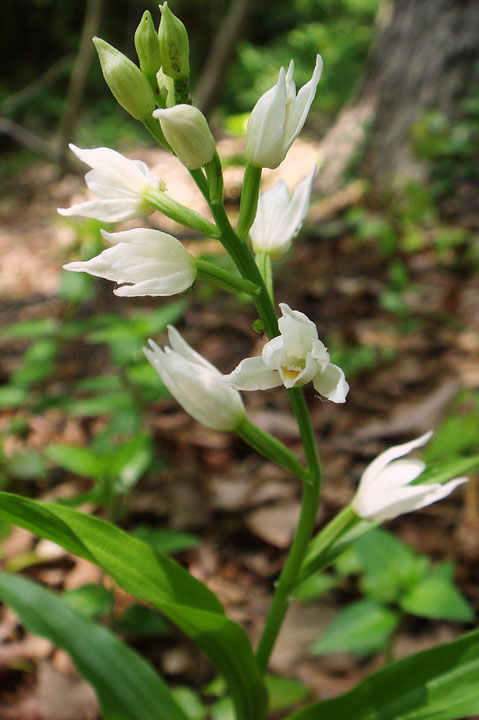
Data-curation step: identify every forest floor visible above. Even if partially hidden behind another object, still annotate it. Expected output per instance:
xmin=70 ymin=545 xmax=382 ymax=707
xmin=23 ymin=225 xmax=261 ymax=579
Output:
xmin=0 ymin=136 xmax=479 ymax=719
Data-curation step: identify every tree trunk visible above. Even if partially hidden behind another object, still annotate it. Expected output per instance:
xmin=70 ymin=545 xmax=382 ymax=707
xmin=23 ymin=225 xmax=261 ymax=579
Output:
xmin=358 ymin=0 xmax=479 ymax=186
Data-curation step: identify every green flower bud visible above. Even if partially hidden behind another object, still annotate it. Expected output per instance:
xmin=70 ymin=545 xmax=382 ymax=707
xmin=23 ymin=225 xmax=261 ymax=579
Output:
xmin=93 ymin=37 xmax=156 ymax=121
xmin=157 ymin=68 xmax=175 ymax=108
xmin=152 ymin=105 xmax=215 ymax=169
xmin=134 ymin=11 xmax=162 ymax=79
xmin=158 ymin=3 xmax=190 ymax=80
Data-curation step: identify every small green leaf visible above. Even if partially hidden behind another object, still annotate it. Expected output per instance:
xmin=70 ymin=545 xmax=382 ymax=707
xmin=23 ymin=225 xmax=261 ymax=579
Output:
xmin=0 ymin=572 xmax=188 ymax=720
xmin=1 ymin=318 xmax=58 ymax=338
xmin=45 ymin=444 xmax=105 ymax=479
xmin=62 ymin=584 xmax=114 ymax=619
xmin=400 ymin=561 xmax=474 ymax=622
xmin=0 ymin=386 xmax=28 ymax=408
xmin=172 ymin=687 xmax=206 ymax=720
xmin=413 ymin=455 xmax=479 ymax=486
xmin=265 ymin=675 xmax=311 ymax=711
xmin=293 ymin=572 xmax=337 ymax=602
xmin=6 ymin=452 xmax=48 ymax=481
xmin=356 ymin=528 xmax=427 ymax=603
xmin=311 ymin=600 xmax=399 ymax=656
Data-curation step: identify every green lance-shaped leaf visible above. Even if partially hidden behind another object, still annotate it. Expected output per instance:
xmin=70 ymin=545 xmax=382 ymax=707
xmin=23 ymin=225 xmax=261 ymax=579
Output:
xmin=0 ymin=492 xmax=268 ymax=720
xmin=0 ymin=571 xmax=188 ymax=720
xmin=286 ymin=629 xmax=479 ymax=720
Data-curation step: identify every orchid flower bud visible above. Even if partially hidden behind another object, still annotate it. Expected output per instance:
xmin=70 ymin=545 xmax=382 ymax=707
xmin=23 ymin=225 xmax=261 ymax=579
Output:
xmin=134 ymin=11 xmax=162 ymax=80
xmin=158 ymin=2 xmax=190 ymax=80
xmin=246 ymin=55 xmax=323 ymax=169
xmin=63 ymin=228 xmax=197 ymax=297
xmin=93 ymin=37 xmax=156 ymax=121
xmin=352 ymin=432 xmax=468 ymax=522
xmin=57 ymin=144 xmax=164 ymax=223
xmin=222 ymin=303 xmax=349 ymax=403
xmin=152 ymin=105 xmax=215 ymax=169
xmin=250 ymin=166 xmax=316 ymax=258
xmin=144 ymin=327 xmax=245 ymax=431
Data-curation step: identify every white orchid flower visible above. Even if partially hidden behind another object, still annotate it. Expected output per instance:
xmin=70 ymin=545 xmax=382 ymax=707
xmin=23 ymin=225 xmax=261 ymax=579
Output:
xmin=144 ymin=327 xmax=245 ymax=431
xmin=222 ymin=303 xmax=348 ymax=403
xmin=352 ymin=432 xmax=468 ymax=522
xmin=152 ymin=105 xmax=216 ymax=169
xmin=63 ymin=228 xmax=196 ymax=297
xmin=246 ymin=55 xmax=323 ymax=169
xmin=58 ymin=144 xmax=164 ymax=222
xmin=250 ymin=166 xmax=316 ymax=258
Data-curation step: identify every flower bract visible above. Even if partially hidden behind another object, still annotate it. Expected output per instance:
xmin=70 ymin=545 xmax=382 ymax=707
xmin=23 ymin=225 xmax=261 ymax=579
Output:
xmin=144 ymin=327 xmax=245 ymax=431
xmin=352 ymin=432 xmax=468 ymax=522
xmin=63 ymin=228 xmax=197 ymax=297
xmin=58 ymin=144 xmax=164 ymax=222
xmin=222 ymin=303 xmax=348 ymax=403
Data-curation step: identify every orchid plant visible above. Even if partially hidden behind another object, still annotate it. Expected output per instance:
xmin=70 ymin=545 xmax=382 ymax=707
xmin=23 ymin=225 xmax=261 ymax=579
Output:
xmin=1 ymin=6 xmax=479 ymax=720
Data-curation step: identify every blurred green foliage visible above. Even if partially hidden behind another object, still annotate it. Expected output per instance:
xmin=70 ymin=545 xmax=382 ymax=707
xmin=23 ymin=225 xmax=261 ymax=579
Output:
xmin=299 ymin=527 xmax=474 ymax=658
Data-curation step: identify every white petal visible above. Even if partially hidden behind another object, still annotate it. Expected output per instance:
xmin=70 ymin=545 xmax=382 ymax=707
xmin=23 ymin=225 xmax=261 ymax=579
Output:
xmin=313 ymin=363 xmax=349 ymax=403
xmin=166 ymin=325 xmax=219 ymax=375
xmin=283 ymin=55 xmax=323 ymax=150
xmin=113 ymin=270 xmax=194 ymax=296
xmin=360 ymin=431 xmax=434 ymax=489
xmin=246 ymin=67 xmax=288 ymax=169
xmin=261 ymin=335 xmax=284 ymax=368
xmin=250 ymin=179 xmax=292 ymax=253
xmin=58 ymin=198 xmax=139 ymax=222
xmin=70 ymin=144 xmax=156 ymax=195
xmin=278 ymin=303 xmax=318 ymax=356
xmin=222 ymin=356 xmax=281 ymax=391
xmin=361 ymin=477 xmax=468 ymax=522
xmin=63 ymin=255 xmax=119 ymax=282
xmin=144 ymin=339 xmax=244 ymax=431
xmin=374 ymin=458 xmax=426 ymax=489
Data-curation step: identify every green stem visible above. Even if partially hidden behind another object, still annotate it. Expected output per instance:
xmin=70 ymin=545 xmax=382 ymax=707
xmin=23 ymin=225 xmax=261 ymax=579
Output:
xmin=142 ymin=116 xmax=170 ymax=150
xmin=237 ymin=163 xmax=262 ymax=241
xmin=144 ymin=188 xmax=219 ymax=237
xmin=237 ymin=418 xmax=308 ymax=481
xmin=196 ymin=259 xmax=259 ymax=296
xmin=205 ymin=151 xmax=224 ymax=206
xmin=255 ymin=251 xmax=273 ymax=302
xmin=255 ymin=388 xmax=322 ymax=673
xmin=209 ymin=201 xmax=279 ymax=338
xmin=298 ymin=504 xmax=359 ymax=583
xmin=189 ymin=168 xmax=210 ymax=203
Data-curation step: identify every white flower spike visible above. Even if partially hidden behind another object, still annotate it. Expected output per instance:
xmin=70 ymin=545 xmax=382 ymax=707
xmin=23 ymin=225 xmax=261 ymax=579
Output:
xmin=246 ymin=55 xmax=323 ymax=169
xmin=222 ymin=303 xmax=348 ymax=403
xmin=352 ymin=432 xmax=468 ymax=522
xmin=144 ymin=327 xmax=245 ymax=431
xmin=58 ymin=144 xmax=164 ymax=223
xmin=250 ymin=166 xmax=316 ymax=258
xmin=64 ymin=228 xmax=196 ymax=297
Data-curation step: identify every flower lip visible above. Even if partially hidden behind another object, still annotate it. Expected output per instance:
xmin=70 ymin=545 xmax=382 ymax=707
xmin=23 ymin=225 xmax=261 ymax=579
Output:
xmin=221 ymin=303 xmax=349 ymax=402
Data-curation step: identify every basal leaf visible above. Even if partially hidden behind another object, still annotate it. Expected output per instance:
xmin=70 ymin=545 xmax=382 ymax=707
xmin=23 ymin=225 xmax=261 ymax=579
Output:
xmin=0 ymin=572 xmax=188 ymax=720
xmin=287 ymin=630 xmax=479 ymax=720
xmin=0 ymin=492 xmax=267 ymax=720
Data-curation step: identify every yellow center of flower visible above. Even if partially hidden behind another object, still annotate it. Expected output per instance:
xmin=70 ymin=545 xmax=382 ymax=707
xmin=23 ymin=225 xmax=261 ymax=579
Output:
xmin=281 ymin=366 xmax=301 ymax=382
